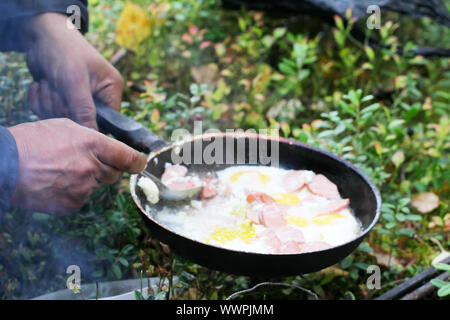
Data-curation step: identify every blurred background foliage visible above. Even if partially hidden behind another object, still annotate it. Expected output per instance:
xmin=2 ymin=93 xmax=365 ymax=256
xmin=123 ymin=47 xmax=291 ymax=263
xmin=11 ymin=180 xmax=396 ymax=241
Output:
xmin=0 ymin=0 xmax=449 ymax=299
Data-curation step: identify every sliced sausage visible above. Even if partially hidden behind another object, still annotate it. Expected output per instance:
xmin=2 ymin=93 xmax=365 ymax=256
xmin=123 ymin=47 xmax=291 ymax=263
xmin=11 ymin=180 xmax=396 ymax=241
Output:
xmin=259 ymin=228 xmax=281 ymax=253
xmin=161 ymin=164 xmax=188 ymax=182
xmin=279 ymin=241 xmax=302 ymax=254
xmin=274 ymin=226 xmax=305 ymax=244
xmin=284 ymin=170 xmax=313 ymax=192
xmin=201 ymin=178 xmax=218 ymax=199
xmin=314 ymin=199 xmax=350 ymax=215
xmin=246 ymin=192 xmax=276 ymax=204
xmin=246 ymin=207 xmax=263 ymax=224
xmin=307 ymin=174 xmax=341 ymax=200
xmin=260 ymin=204 xmax=286 ymax=228
xmin=300 ymin=241 xmax=332 ymax=253
xmin=165 ymin=177 xmax=198 ymax=190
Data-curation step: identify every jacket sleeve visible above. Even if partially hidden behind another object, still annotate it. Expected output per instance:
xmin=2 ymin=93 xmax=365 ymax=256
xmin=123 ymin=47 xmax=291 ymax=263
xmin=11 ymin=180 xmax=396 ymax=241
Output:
xmin=0 ymin=0 xmax=89 ymax=52
xmin=0 ymin=126 xmax=19 ymax=220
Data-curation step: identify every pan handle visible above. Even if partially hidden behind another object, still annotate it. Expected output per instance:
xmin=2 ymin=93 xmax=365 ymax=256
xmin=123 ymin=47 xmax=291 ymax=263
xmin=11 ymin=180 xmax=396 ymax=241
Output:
xmin=95 ymin=98 xmax=168 ymax=153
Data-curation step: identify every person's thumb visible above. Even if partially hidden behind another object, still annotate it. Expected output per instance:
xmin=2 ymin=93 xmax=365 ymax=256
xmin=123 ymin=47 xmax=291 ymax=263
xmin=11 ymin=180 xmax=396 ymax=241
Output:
xmin=94 ymin=132 xmax=148 ymax=174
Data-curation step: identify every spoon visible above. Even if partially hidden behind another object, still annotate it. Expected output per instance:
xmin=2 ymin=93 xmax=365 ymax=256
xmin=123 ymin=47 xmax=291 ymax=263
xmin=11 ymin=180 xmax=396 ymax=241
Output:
xmin=139 ymin=170 xmax=203 ymax=202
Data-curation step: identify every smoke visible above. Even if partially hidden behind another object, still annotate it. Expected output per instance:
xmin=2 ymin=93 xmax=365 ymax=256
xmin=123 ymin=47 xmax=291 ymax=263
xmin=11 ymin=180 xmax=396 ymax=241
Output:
xmin=0 ymin=203 xmax=124 ymax=299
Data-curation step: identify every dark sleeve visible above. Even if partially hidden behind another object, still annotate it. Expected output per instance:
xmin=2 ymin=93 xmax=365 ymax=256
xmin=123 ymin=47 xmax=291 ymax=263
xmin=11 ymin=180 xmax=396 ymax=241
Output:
xmin=0 ymin=0 xmax=89 ymax=52
xmin=0 ymin=126 xmax=19 ymax=221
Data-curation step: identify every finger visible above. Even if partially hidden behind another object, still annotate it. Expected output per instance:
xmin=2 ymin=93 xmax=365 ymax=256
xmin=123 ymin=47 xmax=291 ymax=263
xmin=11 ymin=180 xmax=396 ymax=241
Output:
xmin=38 ymin=80 xmax=54 ymax=118
xmin=50 ymin=89 xmax=69 ymax=118
xmin=63 ymin=72 xmax=98 ymax=130
xmin=26 ymin=50 xmax=43 ymax=82
xmin=93 ymin=133 xmax=147 ymax=174
xmin=97 ymin=163 xmax=123 ymax=184
xmin=28 ymin=82 xmax=41 ymax=116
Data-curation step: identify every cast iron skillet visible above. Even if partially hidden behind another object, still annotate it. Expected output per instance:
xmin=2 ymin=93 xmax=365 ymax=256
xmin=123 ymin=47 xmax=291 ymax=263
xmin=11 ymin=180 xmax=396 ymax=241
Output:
xmin=96 ymin=100 xmax=381 ymax=276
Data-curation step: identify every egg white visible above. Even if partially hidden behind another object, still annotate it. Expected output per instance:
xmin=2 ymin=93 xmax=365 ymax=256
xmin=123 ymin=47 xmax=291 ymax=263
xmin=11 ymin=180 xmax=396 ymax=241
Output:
xmin=151 ymin=165 xmax=361 ymax=253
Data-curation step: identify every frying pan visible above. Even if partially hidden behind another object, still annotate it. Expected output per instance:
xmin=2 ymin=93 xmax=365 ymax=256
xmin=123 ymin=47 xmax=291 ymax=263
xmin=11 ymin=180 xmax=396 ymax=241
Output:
xmin=96 ymin=100 xmax=381 ymax=276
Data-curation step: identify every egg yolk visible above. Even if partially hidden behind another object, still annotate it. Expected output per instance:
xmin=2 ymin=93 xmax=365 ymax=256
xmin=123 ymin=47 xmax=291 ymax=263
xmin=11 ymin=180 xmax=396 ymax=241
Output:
xmin=272 ymin=193 xmax=300 ymax=205
xmin=230 ymin=171 xmax=269 ymax=184
xmin=313 ymin=214 xmax=344 ymax=225
xmin=286 ymin=215 xmax=309 ymax=227
xmin=209 ymin=221 xmax=255 ymax=244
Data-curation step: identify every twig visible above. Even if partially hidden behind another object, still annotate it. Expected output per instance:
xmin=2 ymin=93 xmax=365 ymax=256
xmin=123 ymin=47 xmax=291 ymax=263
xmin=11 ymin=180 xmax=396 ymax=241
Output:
xmin=400 ymin=272 xmax=449 ymax=300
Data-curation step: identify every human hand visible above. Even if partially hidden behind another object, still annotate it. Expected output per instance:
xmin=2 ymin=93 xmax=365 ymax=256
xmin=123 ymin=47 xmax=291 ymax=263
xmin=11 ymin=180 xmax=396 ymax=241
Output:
xmin=8 ymin=118 xmax=147 ymax=214
xmin=23 ymin=13 xmax=123 ymax=129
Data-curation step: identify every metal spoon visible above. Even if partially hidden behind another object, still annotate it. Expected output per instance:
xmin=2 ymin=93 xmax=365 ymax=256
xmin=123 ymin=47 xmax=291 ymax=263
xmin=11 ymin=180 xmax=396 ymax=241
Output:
xmin=139 ymin=170 xmax=202 ymax=202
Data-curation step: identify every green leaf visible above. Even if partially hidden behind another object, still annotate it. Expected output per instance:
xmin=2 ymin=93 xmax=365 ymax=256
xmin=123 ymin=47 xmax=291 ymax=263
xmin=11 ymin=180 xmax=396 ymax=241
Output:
xmin=398 ymin=228 xmax=415 ymax=237
xmin=365 ymin=46 xmax=375 ymax=61
xmin=32 ymin=212 xmax=51 ymax=222
xmin=405 ymin=214 xmax=421 ymax=222
xmin=386 ymin=221 xmax=397 ymax=229
xmin=404 ymin=104 xmax=421 ymax=121
xmin=279 ymin=62 xmax=296 ymax=76
xmin=118 ymin=257 xmax=129 ymax=267
xmin=112 ymin=264 xmax=122 ymax=279
xmin=334 ymin=123 xmax=346 ymax=135
xmin=361 ymin=103 xmax=380 ymax=114
xmin=251 ymin=26 xmax=262 ymax=37
xmin=382 ymin=213 xmax=395 ymax=221
xmin=391 ymin=151 xmax=405 ymax=168
xmin=344 ymin=291 xmax=356 ymax=300
xmin=434 ymin=263 xmax=450 ymax=272
xmin=389 ymin=119 xmax=405 ymax=130
xmin=317 ymin=130 xmax=335 ymax=138
xmin=334 ymin=15 xmax=344 ymax=30
xmin=273 ymin=27 xmax=286 ymax=39
xmin=297 ymin=130 xmax=309 ymax=143
xmin=350 ymin=268 xmax=359 ymax=280
xmin=238 ymin=17 xmax=246 ymax=31
xmin=341 ymin=256 xmax=353 ymax=269
xmin=399 ymin=198 xmax=410 ymax=207
xmin=430 ymin=279 xmax=447 ymax=289
xmin=377 ymin=228 xmax=392 ymax=235
xmin=293 ymin=43 xmax=307 ymax=58
xmin=262 ymin=35 xmax=274 ymax=48
xmin=134 ymin=290 xmax=145 ymax=300
xmin=438 ymin=284 xmax=450 ymax=297
xmin=210 ymin=291 xmax=218 ymax=300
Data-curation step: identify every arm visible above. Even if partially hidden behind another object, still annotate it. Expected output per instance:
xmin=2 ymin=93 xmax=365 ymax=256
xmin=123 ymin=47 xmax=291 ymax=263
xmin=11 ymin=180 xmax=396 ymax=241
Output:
xmin=0 ymin=0 xmax=88 ymax=217
xmin=0 ymin=127 xmax=19 ymax=219
xmin=7 ymin=119 xmax=147 ymax=215
xmin=1 ymin=1 xmax=123 ymax=129
xmin=0 ymin=2 xmax=147 ymax=216
xmin=0 ymin=0 xmax=89 ymax=52
xmin=24 ymin=12 xmax=124 ymax=129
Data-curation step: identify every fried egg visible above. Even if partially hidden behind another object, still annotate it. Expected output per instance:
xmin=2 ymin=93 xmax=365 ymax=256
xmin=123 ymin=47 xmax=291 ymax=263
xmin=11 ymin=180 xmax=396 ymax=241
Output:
xmin=147 ymin=165 xmax=362 ymax=254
